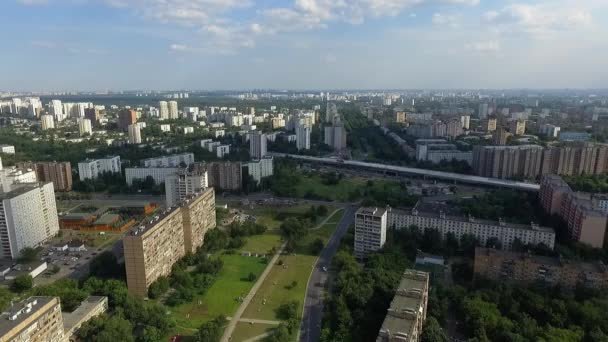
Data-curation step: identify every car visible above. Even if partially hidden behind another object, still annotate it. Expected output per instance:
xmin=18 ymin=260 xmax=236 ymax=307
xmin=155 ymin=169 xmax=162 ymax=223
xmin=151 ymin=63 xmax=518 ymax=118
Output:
xmin=322 ymin=266 xmax=327 ymax=272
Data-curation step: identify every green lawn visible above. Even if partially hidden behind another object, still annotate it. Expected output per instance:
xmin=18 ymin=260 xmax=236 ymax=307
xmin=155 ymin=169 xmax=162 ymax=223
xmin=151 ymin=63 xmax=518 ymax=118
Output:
xmin=295 ymin=209 xmax=345 ymax=255
xmin=292 ymin=174 xmax=404 ymax=202
xmin=242 ymin=254 xmax=317 ymax=321
xmin=168 ymin=254 xmax=267 ymax=333
xmin=239 ymin=233 xmax=282 ymax=255
xmin=231 ymin=321 xmax=275 ymax=341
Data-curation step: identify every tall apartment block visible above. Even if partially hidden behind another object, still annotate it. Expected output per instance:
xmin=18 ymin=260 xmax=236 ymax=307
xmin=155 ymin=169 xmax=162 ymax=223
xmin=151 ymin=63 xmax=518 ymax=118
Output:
xmin=474 ymin=247 xmax=608 ymax=289
xmin=77 ymin=156 xmax=121 ymax=181
xmin=0 ymin=182 xmax=60 ymax=259
xmin=117 ymin=109 xmax=137 ymax=131
xmin=354 ymin=207 xmax=388 ymax=259
xmin=124 ymin=208 xmax=186 ymax=297
xmin=376 ymin=270 xmax=429 ymax=342
xmin=473 ymin=143 xmax=608 ymax=180
xmin=164 ymin=169 xmax=208 ymax=207
xmin=17 ymin=162 xmax=72 ymax=192
xmin=181 ymin=188 xmax=216 ymax=253
xmin=0 ymin=297 xmax=65 ymax=342
xmin=324 ymin=123 xmax=347 ymax=151
xmin=249 ymin=132 xmax=267 ymax=159
xmin=124 ymin=189 xmax=216 ymax=297
xmin=539 ymin=175 xmax=608 ymax=248
xmin=206 ymin=162 xmax=242 ymax=191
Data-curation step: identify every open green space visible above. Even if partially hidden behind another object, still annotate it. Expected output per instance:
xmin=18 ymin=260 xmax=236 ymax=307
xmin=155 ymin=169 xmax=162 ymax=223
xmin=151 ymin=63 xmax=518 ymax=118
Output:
xmin=231 ymin=321 xmax=275 ymax=342
xmin=168 ymin=254 xmax=267 ymax=332
xmin=295 ymin=209 xmax=344 ymax=255
xmin=242 ymin=254 xmax=317 ymax=321
xmin=239 ymin=232 xmax=282 ymax=255
xmin=55 ymin=229 xmax=121 ymax=248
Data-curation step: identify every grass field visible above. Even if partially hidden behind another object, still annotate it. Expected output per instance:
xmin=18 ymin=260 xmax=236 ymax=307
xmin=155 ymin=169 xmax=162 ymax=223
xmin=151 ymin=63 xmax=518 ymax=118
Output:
xmin=55 ymin=229 xmax=121 ymax=248
xmin=291 ymin=174 xmax=402 ymax=202
xmin=295 ymin=209 xmax=345 ymax=255
xmin=242 ymin=254 xmax=317 ymax=321
xmin=231 ymin=321 xmax=275 ymax=341
xmin=168 ymin=254 xmax=268 ymax=333
xmin=239 ymin=233 xmax=282 ymax=255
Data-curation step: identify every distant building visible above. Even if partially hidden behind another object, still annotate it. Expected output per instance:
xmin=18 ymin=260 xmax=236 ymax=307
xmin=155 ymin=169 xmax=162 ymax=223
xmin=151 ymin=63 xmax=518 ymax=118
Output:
xmin=296 ymin=125 xmax=311 ymax=150
xmin=40 ymin=115 xmax=55 ymax=130
xmin=0 ymin=145 xmax=15 ymax=154
xmin=124 ymin=167 xmax=179 ymax=186
xmin=78 ymin=118 xmax=92 ymax=136
xmin=0 ymin=182 xmax=60 ymax=259
xmin=492 ymin=127 xmax=510 ymax=145
xmin=159 ymin=101 xmax=169 ymax=120
xmin=474 ymin=247 xmax=608 ymax=289
xmin=17 ymin=162 xmax=72 ymax=192
xmin=84 ymin=108 xmax=100 ymax=126
xmin=168 ymin=101 xmax=178 ymax=119
xmin=118 ymin=109 xmax=137 ymax=131
xmin=128 ymin=124 xmax=142 ymax=144
xmin=509 ymin=119 xmax=526 ymax=136
xmin=78 ymin=156 xmax=121 ymax=181
xmin=354 ymin=207 xmax=388 ymax=259
xmin=142 ymin=153 xmax=194 ymax=168
xmin=215 ymin=144 xmax=230 ymax=158
xmin=326 ymin=102 xmax=338 ymax=123
xmin=481 ymin=117 xmax=497 ymax=132
xmin=249 ymin=132 xmax=267 ymax=159
xmin=165 ymin=169 xmax=208 ymax=207
xmin=324 ymin=123 xmax=347 ymax=151
xmin=206 ymin=162 xmax=242 ymax=191
xmin=0 ymin=297 xmax=65 ymax=342
xmin=376 ymin=270 xmax=429 ymax=342
xmin=559 ymin=131 xmax=591 ymax=142
xmin=246 ymin=156 xmax=274 ymax=184
xmin=478 ymin=103 xmax=489 ymax=119
xmin=540 ymin=124 xmax=560 ymax=138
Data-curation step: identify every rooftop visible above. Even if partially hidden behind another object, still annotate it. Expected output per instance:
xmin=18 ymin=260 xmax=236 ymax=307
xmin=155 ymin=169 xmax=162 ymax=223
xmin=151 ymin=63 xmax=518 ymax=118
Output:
xmin=63 ymin=296 xmax=107 ymax=333
xmin=357 ymin=207 xmax=388 ymax=216
xmin=128 ymin=206 xmax=180 ymax=237
xmin=0 ymin=297 xmax=57 ymax=337
xmin=0 ymin=182 xmax=47 ymax=200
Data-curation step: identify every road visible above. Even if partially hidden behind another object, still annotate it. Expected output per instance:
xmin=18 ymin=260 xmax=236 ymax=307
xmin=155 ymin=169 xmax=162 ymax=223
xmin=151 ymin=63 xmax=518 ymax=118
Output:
xmin=220 ymin=243 xmax=286 ymax=342
xmin=299 ymin=205 xmax=357 ymax=342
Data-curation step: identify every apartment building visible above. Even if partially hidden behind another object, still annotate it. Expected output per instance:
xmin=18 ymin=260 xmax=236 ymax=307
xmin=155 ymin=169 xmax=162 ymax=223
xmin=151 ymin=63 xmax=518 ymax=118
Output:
xmin=124 ymin=208 xmax=186 ymax=297
xmin=324 ymin=123 xmax=347 ymax=151
xmin=62 ymin=296 xmax=108 ymax=340
xmin=207 ymin=162 xmax=242 ymax=191
xmin=124 ymin=167 xmax=179 ymax=186
xmin=415 ymin=141 xmax=472 ymax=165
xmin=249 ymin=132 xmax=267 ymax=159
xmin=539 ymin=175 xmax=608 ymax=248
xmin=354 ymin=207 xmax=388 ymax=259
xmin=376 ymin=270 xmax=429 ymax=342
xmin=0 ymin=297 xmax=65 ymax=342
xmin=17 ymin=162 xmax=72 ymax=192
xmin=0 ymin=182 xmax=60 ymax=259
xmin=492 ymin=127 xmax=511 ymax=145
xmin=181 ymin=188 xmax=216 ymax=253
xmin=124 ymin=189 xmax=216 ymax=297
xmin=474 ymin=247 xmax=608 ymax=289
xmin=40 ymin=115 xmax=55 ymax=130
xmin=0 ymin=145 xmax=15 ymax=154
xmin=246 ymin=156 xmax=274 ymax=184
xmin=141 ymin=153 xmax=194 ymax=168
xmin=77 ymin=156 xmax=121 ymax=181
xmin=0 ymin=167 xmax=37 ymax=192
xmin=118 ymin=109 xmax=137 ymax=131
xmin=164 ymin=169 xmax=208 ymax=207
xmin=509 ymin=119 xmax=526 ymax=136
xmin=387 ymin=205 xmax=555 ymax=251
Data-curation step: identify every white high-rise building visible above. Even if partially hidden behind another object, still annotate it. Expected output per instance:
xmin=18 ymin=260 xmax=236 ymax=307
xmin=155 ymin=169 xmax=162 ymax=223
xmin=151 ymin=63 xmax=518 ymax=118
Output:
xmin=50 ymin=100 xmax=64 ymax=122
xmin=324 ymin=123 xmax=347 ymax=151
xmin=246 ymin=156 xmax=273 ymax=184
xmin=78 ymin=118 xmax=92 ymax=136
xmin=354 ymin=207 xmax=388 ymax=259
xmin=76 ymin=103 xmax=88 ymax=118
xmin=27 ymin=98 xmax=42 ymax=117
xmin=0 ymin=167 xmax=37 ymax=193
xmin=296 ymin=125 xmax=311 ymax=150
xmin=77 ymin=156 xmax=121 ymax=181
xmin=0 ymin=182 xmax=60 ymax=259
xmin=40 ymin=115 xmax=55 ymax=130
xmin=159 ymin=101 xmax=169 ymax=120
xmin=184 ymin=107 xmax=199 ymax=122
xmin=168 ymin=101 xmax=179 ymax=119
xmin=128 ymin=124 xmax=142 ymax=144
xmin=165 ymin=170 xmax=208 ymax=207
xmin=249 ymin=132 xmax=267 ymax=159
xmin=142 ymin=153 xmax=195 ymax=168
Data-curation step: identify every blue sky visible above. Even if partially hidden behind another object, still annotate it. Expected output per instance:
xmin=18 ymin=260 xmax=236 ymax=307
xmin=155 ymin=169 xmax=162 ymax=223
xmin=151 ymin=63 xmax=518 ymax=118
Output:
xmin=2 ymin=0 xmax=607 ymax=91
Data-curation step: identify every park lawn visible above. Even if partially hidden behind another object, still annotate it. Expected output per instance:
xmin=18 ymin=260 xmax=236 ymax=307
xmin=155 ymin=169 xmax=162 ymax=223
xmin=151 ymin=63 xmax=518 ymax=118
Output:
xmin=241 ymin=254 xmax=317 ymax=321
xmin=239 ymin=232 xmax=282 ymax=255
xmin=231 ymin=321 xmax=275 ymax=342
xmin=56 ymin=229 xmax=121 ymax=248
xmin=292 ymin=174 xmax=403 ymax=202
xmin=168 ymin=254 xmax=268 ymax=332
xmin=295 ymin=209 xmax=345 ymax=255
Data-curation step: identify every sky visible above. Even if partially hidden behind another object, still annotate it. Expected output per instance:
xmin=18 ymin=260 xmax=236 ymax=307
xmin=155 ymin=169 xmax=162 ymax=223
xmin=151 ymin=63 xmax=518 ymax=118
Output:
xmin=2 ymin=0 xmax=608 ymax=91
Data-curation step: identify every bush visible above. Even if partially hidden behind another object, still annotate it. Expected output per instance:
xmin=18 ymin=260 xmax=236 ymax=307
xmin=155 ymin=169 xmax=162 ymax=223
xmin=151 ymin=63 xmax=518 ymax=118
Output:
xmin=247 ymin=272 xmax=256 ymax=282
xmin=276 ymin=301 xmax=299 ymax=320
xmin=11 ymin=275 xmax=33 ymax=293
xmin=148 ymin=277 xmax=170 ymax=299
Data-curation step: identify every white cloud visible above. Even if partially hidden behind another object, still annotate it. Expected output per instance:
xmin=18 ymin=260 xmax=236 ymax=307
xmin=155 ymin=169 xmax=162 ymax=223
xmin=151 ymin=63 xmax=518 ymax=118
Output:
xmin=432 ymin=13 xmax=460 ymax=28
xmin=483 ymin=3 xmax=593 ymax=36
xmin=169 ymin=44 xmax=191 ymax=51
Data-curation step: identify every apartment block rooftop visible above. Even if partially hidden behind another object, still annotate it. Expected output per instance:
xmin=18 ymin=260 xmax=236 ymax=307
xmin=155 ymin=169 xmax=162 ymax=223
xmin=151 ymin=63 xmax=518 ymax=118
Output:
xmin=129 ymin=206 xmax=180 ymax=237
xmin=0 ymin=182 xmax=47 ymax=199
xmin=0 ymin=297 xmax=57 ymax=337
xmin=357 ymin=207 xmax=388 ymax=216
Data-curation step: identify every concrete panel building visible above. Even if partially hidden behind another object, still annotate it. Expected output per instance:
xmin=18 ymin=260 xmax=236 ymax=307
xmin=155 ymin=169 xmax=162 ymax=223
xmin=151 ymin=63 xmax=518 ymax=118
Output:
xmin=249 ymin=132 xmax=267 ymax=159
xmin=17 ymin=162 xmax=72 ymax=192
xmin=354 ymin=207 xmax=388 ymax=259
xmin=165 ymin=170 xmax=208 ymax=207
xmin=246 ymin=156 xmax=274 ymax=184
xmin=118 ymin=109 xmax=137 ymax=131
xmin=125 ymin=167 xmax=179 ymax=186
xmin=142 ymin=153 xmax=194 ymax=168
xmin=0 ymin=297 xmax=65 ymax=342
xmin=207 ymin=162 xmax=242 ymax=191
xmin=376 ymin=270 xmax=429 ymax=342
xmin=77 ymin=156 xmax=121 ymax=181
xmin=181 ymin=188 xmax=216 ymax=253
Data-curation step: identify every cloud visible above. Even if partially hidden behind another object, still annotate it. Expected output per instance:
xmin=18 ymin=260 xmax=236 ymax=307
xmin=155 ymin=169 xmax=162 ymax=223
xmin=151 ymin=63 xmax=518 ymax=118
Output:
xmin=465 ymin=40 xmax=500 ymax=53
xmin=483 ymin=3 xmax=593 ymax=35
xmin=432 ymin=13 xmax=460 ymax=28
xmin=169 ymin=44 xmax=191 ymax=51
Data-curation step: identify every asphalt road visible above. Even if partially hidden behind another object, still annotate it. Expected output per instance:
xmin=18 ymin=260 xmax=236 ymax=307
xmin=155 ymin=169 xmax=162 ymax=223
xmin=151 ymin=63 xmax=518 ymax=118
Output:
xmin=299 ymin=205 xmax=357 ymax=342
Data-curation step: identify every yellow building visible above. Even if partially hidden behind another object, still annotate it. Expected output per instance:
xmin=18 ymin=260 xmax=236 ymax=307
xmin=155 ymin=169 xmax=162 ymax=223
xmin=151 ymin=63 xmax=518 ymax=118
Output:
xmin=0 ymin=297 xmax=65 ymax=342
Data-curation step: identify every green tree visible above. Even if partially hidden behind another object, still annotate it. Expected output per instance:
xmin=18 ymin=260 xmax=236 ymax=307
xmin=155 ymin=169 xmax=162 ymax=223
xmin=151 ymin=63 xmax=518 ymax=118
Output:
xmin=89 ymin=251 xmax=125 ymax=280
xmin=11 ymin=274 xmax=32 ymax=292
xmin=421 ymin=317 xmax=448 ymax=342
xmin=195 ymin=315 xmax=226 ymax=342
xmin=18 ymin=247 xmax=39 ymax=263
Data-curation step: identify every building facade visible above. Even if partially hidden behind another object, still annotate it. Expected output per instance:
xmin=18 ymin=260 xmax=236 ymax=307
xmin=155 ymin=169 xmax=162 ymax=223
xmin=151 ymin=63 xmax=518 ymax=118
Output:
xmin=118 ymin=109 xmax=137 ymax=131
xmin=125 ymin=167 xmax=179 ymax=186
xmin=246 ymin=156 xmax=274 ymax=184
xmin=164 ymin=170 xmax=208 ymax=207
xmin=77 ymin=156 xmax=121 ymax=181
xmin=181 ymin=188 xmax=216 ymax=254
xmin=354 ymin=207 xmax=388 ymax=259
xmin=18 ymin=162 xmax=72 ymax=192
xmin=207 ymin=162 xmax=242 ymax=191
xmin=0 ymin=182 xmax=60 ymax=259
xmin=128 ymin=124 xmax=142 ymax=144
xmin=0 ymin=297 xmax=65 ymax=342
xmin=249 ymin=132 xmax=267 ymax=159
xmin=142 ymin=153 xmax=194 ymax=168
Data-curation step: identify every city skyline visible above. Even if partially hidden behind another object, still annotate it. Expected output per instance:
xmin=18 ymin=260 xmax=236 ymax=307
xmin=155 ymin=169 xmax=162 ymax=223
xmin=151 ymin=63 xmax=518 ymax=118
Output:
xmin=2 ymin=0 xmax=608 ymax=91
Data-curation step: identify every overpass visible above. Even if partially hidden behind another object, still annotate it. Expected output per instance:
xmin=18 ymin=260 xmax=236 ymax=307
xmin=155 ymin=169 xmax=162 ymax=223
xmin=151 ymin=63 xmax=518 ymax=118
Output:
xmin=268 ymin=153 xmax=540 ymax=192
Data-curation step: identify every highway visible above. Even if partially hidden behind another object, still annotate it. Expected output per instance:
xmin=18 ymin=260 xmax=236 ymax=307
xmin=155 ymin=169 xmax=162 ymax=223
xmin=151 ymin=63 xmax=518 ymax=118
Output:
xmin=300 ymin=206 xmax=357 ymax=342
xmin=268 ymin=153 xmax=540 ymax=192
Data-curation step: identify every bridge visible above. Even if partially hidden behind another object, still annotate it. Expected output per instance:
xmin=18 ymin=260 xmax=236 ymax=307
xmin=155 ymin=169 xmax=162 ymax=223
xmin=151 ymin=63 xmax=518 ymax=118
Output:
xmin=268 ymin=153 xmax=540 ymax=192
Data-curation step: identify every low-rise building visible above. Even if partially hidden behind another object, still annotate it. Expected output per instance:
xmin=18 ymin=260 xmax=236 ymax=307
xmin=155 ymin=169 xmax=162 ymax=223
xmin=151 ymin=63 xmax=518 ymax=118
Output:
xmin=376 ymin=270 xmax=429 ymax=342
xmin=77 ymin=156 xmax=121 ymax=181
xmin=141 ymin=153 xmax=194 ymax=168
xmin=474 ymin=247 xmax=608 ymax=289
xmin=62 ymin=296 xmax=108 ymax=340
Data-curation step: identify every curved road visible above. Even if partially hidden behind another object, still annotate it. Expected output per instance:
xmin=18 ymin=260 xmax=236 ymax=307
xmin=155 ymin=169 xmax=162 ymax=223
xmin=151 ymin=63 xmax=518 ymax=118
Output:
xmin=300 ymin=206 xmax=357 ymax=342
